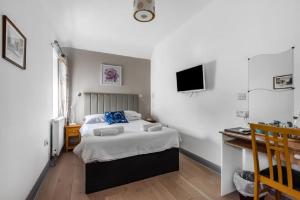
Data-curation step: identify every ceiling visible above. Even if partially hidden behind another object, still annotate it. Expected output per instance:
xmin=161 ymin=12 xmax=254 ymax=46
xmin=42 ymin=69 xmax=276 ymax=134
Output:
xmin=46 ymin=0 xmax=211 ymax=59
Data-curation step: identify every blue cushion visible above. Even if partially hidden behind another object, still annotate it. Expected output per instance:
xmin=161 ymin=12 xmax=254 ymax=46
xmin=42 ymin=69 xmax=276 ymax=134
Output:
xmin=104 ymin=111 xmax=128 ymax=125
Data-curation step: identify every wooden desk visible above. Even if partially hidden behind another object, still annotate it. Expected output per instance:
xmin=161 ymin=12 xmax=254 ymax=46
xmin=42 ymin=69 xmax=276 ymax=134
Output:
xmin=219 ymin=131 xmax=300 ymax=196
xmin=220 ymin=131 xmax=300 ymax=164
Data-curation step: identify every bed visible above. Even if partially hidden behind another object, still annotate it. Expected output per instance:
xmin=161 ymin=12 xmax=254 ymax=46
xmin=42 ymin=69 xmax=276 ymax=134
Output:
xmin=74 ymin=93 xmax=180 ymax=194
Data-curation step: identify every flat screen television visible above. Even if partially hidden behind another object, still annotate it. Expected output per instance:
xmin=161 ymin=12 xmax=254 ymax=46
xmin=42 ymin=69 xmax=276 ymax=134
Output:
xmin=176 ymin=65 xmax=206 ymax=92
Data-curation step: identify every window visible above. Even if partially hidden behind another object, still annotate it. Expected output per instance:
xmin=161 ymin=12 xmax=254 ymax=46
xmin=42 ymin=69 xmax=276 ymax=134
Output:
xmin=53 ymin=49 xmax=59 ymax=118
xmin=58 ymin=60 xmax=67 ymax=117
xmin=53 ymin=48 xmax=68 ymax=119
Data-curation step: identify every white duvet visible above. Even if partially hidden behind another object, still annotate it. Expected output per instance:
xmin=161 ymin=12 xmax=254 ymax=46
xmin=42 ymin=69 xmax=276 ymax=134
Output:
xmin=73 ymin=120 xmax=180 ymax=163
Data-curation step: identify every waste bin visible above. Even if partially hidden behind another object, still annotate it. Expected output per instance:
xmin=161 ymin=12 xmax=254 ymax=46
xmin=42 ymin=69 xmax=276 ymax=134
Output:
xmin=233 ymin=170 xmax=267 ymax=200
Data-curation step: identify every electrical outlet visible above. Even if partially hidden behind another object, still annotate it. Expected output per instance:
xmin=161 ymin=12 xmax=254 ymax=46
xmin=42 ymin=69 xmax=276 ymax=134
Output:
xmin=237 ymin=93 xmax=247 ymax=101
xmin=236 ymin=111 xmax=249 ymax=118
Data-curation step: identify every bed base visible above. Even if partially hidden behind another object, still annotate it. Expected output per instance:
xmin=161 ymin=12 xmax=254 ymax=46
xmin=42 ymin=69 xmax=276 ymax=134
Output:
xmin=85 ymin=148 xmax=179 ymax=194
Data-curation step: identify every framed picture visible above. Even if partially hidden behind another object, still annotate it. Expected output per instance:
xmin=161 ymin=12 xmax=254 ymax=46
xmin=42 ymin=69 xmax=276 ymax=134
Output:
xmin=273 ymin=74 xmax=294 ymax=90
xmin=2 ymin=15 xmax=27 ymax=69
xmin=101 ymin=64 xmax=122 ymax=86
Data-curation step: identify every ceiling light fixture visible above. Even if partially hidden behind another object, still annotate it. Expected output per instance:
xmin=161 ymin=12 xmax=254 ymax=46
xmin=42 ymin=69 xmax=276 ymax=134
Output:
xmin=133 ymin=0 xmax=155 ymax=22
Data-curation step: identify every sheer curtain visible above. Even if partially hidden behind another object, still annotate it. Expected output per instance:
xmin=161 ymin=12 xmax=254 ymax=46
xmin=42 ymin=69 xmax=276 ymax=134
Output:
xmin=58 ymin=58 xmax=69 ymax=119
xmin=53 ymin=50 xmax=59 ymax=118
xmin=52 ymin=41 xmax=69 ymax=121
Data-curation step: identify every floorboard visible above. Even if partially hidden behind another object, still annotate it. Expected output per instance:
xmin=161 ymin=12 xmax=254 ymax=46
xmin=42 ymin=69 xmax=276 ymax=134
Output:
xmin=36 ymin=153 xmax=240 ymax=200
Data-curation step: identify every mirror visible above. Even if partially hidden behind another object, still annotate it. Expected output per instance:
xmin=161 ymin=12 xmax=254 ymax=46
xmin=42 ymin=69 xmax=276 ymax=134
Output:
xmin=248 ymin=48 xmax=294 ymax=123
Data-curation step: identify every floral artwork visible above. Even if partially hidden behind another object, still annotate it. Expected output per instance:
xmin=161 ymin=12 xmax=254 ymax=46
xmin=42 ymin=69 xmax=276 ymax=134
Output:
xmin=101 ymin=64 xmax=122 ymax=86
xmin=105 ymin=68 xmax=119 ymax=82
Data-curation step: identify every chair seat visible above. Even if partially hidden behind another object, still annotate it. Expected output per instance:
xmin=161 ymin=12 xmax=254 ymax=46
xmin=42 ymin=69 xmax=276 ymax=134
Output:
xmin=260 ymin=165 xmax=300 ymax=191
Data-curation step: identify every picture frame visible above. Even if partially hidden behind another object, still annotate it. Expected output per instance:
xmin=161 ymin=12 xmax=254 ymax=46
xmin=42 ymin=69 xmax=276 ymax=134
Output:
xmin=273 ymin=74 xmax=294 ymax=90
xmin=2 ymin=15 xmax=27 ymax=70
xmin=101 ymin=64 xmax=122 ymax=86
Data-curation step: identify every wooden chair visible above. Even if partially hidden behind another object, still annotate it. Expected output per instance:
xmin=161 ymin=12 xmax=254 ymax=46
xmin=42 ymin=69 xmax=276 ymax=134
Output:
xmin=250 ymin=123 xmax=300 ymax=200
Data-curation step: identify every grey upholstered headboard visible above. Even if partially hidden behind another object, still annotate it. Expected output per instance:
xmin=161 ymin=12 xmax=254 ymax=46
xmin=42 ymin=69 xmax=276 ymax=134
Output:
xmin=84 ymin=93 xmax=139 ymax=116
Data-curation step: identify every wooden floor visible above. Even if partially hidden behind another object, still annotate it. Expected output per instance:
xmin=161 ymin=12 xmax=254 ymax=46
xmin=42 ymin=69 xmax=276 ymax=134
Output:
xmin=36 ymin=152 xmax=239 ymax=200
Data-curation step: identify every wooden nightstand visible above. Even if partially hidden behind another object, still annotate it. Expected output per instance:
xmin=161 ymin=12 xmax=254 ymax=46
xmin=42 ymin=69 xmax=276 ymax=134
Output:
xmin=65 ymin=124 xmax=81 ymax=152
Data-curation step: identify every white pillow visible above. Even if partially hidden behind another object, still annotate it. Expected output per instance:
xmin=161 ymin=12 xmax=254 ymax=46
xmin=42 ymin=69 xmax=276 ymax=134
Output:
xmin=124 ymin=110 xmax=142 ymax=117
xmin=84 ymin=114 xmax=104 ymax=124
xmin=126 ymin=115 xmax=141 ymax=121
xmin=124 ymin=110 xmax=142 ymax=121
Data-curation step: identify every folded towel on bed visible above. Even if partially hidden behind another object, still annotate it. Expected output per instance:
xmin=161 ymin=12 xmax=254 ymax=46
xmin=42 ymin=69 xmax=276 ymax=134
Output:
xmin=141 ymin=123 xmax=162 ymax=131
xmin=94 ymin=126 xmax=124 ymax=136
xmin=141 ymin=123 xmax=160 ymax=131
xmin=148 ymin=124 xmax=163 ymax=132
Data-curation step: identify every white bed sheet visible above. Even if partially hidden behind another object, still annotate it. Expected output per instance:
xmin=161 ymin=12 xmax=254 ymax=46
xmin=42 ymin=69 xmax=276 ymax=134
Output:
xmin=73 ymin=120 xmax=180 ymax=163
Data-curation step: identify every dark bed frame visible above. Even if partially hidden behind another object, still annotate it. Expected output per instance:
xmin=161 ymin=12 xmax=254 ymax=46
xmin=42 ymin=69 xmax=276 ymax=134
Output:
xmin=85 ymin=148 xmax=179 ymax=194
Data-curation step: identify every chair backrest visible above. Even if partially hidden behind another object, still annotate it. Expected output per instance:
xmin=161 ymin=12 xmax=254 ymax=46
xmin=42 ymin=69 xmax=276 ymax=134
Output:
xmin=250 ymin=123 xmax=300 ymax=197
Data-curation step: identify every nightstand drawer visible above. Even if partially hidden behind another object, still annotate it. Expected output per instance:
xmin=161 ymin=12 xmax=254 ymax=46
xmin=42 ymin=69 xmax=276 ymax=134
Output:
xmin=66 ymin=127 xmax=80 ymax=135
xmin=67 ymin=136 xmax=80 ymax=147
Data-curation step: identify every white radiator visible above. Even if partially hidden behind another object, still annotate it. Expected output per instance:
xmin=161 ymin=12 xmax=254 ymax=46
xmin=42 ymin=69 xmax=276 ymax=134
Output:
xmin=52 ymin=117 xmax=65 ymax=157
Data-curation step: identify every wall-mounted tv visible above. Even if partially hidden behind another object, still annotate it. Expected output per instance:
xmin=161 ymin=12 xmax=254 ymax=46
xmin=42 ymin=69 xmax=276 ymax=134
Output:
xmin=176 ymin=65 xmax=206 ymax=92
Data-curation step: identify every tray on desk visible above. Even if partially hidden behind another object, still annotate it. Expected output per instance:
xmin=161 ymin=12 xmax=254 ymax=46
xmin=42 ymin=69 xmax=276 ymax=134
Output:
xmin=224 ymin=127 xmax=251 ymax=135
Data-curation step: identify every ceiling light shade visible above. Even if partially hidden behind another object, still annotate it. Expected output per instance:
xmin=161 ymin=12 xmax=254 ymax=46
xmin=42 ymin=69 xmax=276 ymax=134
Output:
xmin=133 ymin=0 xmax=155 ymax=22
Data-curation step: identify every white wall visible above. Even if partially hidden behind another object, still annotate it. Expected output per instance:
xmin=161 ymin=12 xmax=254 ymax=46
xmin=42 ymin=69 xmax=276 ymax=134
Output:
xmin=0 ymin=0 xmax=54 ymax=199
xmin=151 ymin=0 xmax=300 ymax=166
xmin=248 ymin=49 xmax=294 ymax=122
xmin=64 ymin=48 xmax=151 ymax=122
